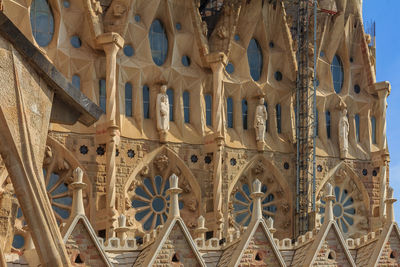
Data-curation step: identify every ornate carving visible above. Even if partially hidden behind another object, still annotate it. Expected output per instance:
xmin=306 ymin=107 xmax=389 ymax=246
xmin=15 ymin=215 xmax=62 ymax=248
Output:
xmin=339 ymin=107 xmax=349 ymax=159
xmin=154 ymin=154 xmax=169 ymax=171
xmin=254 ymin=97 xmax=268 ymax=143
xmin=252 ymin=161 xmax=264 ymax=175
xmin=216 ymin=25 xmax=228 ymax=39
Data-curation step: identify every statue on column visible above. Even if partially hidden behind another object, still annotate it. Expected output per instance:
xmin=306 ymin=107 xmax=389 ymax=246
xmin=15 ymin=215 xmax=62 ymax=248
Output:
xmin=156 ymin=84 xmax=169 ymax=142
xmin=254 ymin=97 xmax=268 ymax=151
xmin=339 ymin=107 xmax=349 ymax=159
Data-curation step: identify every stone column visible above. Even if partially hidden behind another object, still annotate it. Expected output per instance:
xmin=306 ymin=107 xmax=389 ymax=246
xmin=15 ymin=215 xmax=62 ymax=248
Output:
xmin=385 ymin=187 xmax=396 ymax=224
xmin=115 ymin=214 xmax=129 ymax=246
xmin=323 ymin=183 xmax=335 ymax=222
xmin=70 ymin=167 xmax=86 ymax=217
xmin=375 ymin=81 xmax=390 ymax=151
xmin=250 ymin=179 xmax=264 ymax=222
xmin=97 ymin=33 xmax=124 ymax=239
xmin=206 ymin=52 xmax=227 ymax=237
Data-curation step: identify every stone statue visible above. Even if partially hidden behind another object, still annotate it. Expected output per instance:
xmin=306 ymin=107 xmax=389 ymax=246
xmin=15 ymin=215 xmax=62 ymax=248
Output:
xmin=339 ymin=107 xmax=349 ymax=159
xmin=254 ymin=97 xmax=268 ymax=149
xmin=156 ymin=85 xmax=169 ymax=142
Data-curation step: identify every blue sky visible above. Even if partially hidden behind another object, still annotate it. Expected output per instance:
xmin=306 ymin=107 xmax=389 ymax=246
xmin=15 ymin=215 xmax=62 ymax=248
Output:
xmin=363 ymin=1 xmax=400 ymax=222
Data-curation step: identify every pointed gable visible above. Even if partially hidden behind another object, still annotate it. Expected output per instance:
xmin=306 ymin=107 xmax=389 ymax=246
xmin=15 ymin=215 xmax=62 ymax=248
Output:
xmin=133 ymin=217 xmax=205 ymax=266
xmin=219 ymin=219 xmax=285 ymax=267
xmin=302 ymin=221 xmax=356 ymax=267
xmin=367 ymin=223 xmax=400 ymax=267
xmin=62 ymin=215 xmax=112 ymax=267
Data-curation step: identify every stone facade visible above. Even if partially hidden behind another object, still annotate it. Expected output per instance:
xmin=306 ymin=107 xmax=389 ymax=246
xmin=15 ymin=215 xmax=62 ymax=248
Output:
xmin=0 ymin=0 xmax=397 ymax=266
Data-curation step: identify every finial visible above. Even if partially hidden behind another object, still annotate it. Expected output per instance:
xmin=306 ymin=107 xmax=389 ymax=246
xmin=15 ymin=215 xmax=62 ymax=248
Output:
xmin=385 ymin=186 xmax=397 ymax=224
xmin=70 ymin=167 xmax=86 ymax=217
xmin=166 ymin=174 xmax=182 ymax=219
xmin=266 ymin=217 xmax=276 ymax=235
xmin=115 ymin=213 xmax=130 ymax=245
xmin=323 ymin=182 xmax=335 ymax=222
xmin=195 ymin=215 xmax=208 ymax=239
xmin=118 ymin=214 xmax=127 ymax=227
xmin=250 ymin=179 xmax=264 ymax=222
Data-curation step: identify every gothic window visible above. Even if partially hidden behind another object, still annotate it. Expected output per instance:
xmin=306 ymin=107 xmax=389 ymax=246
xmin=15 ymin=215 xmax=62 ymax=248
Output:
xmin=247 ymin=38 xmax=263 ymax=81
xmin=242 ymin=99 xmax=248 ymax=130
xmin=30 ymin=0 xmax=54 ymax=47
xmin=227 ymin=97 xmax=233 ymax=128
xmin=167 ymin=89 xmax=174 ymax=121
xmin=232 ymin=182 xmax=277 ymax=227
xmin=125 ymin=82 xmax=132 ymax=117
xmin=355 ymin=114 xmax=360 ymax=142
xmin=226 ymin=62 xmax=234 ymax=74
xmin=319 ymin=186 xmax=356 ymax=233
xmin=99 ymin=79 xmax=106 ymax=112
xmin=205 ymin=94 xmax=212 ymax=126
xmin=371 ymin=116 xmax=377 ymax=144
xmin=331 ymin=55 xmax=344 ymax=94
xmin=143 ymin=85 xmax=150 ymax=119
xmin=149 ymin=20 xmax=168 ymax=66
xmin=326 ymin=111 xmax=331 ymax=138
xmin=183 ymin=91 xmax=190 ymax=123
xmin=123 ymin=44 xmax=134 ymax=57
xmin=276 ymin=104 xmax=281 ymax=133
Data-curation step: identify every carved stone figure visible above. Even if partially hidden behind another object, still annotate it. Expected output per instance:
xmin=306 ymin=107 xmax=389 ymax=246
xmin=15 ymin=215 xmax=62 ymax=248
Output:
xmin=254 ymin=97 xmax=268 ymax=150
xmin=156 ymin=85 xmax=169 ymax=141
xmin=339 ymin=108 xmax=349 ymax=159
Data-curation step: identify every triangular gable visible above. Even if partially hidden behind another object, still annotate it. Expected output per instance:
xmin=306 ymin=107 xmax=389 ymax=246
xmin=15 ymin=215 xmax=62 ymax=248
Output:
xmin=62 ymin=214 xmax=112 ymax=267
xmin=133 ymin=217 xmax=206 ymax=266
xmin=302 ymin=220 xmax=356 ymax=267
xmin=368 ymin=223 xmax=400 ymax=267
xmin=219 ymin=219 xmax=286 ymax=267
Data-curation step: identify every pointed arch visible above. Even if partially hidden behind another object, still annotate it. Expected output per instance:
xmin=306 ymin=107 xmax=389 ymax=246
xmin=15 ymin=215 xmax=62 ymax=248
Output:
xmin=228 ymin=154 xmax=293 ymax=239
xmin=124 ymin=146 xmax=202 ymax=235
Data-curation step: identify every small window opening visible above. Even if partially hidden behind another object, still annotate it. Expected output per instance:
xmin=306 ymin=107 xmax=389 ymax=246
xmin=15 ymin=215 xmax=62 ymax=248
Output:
xmin=328 ymin=250 xmax=336 ymax=260
xmin=255 ymin=252 xmax=262 ymax=261
xmin=172 ymin=253 xmax=179 ymax=262
xmin=98 ymin=229 xmax=106 ymax=239
xmin=75 ymin=254 xmax=84 ymax=263
xmin=206 ymin=231 xmax=213 ymax=240
xmin=390 ymin=251 xmax=396 ymax=259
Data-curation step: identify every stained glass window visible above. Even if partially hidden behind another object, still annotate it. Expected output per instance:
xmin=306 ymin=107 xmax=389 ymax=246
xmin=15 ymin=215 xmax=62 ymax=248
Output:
xmin=125 ymin=82 xmax=132 ymax=117
xmin=355 ymin=114 xmax=360 ymax=142
xmin=371 ymin=116 xmax=376 ymax=144
xmin=30 ymin=0 xmax=54 ymax=47
xmin=247 ymin=38 xmax=263 ymax=81
xmin=331 ymin=55 xmax=344 ymax=94
xmin=143 ymin=85 xmax=150 ymax=119
xmin=149 ymin=20 xmax=168 ymax=66
xmin=227 ymin=97 xmax=233 ymax=128
xmin=276 ymin=104 xmax=281 ymax=133
xmin=72 ymin=75 xmax=80 ymax=90
xmin=326 ymin=111 xmax=331 ymax=139
xmin=183 ymin=91 xmax=190 ymax=123
xmin=242 ymin=99 xmax=248 ymax=130
xmin=99 ymin=79 xmax=106 ymax=112
xmin=205 ymin=94 xmax=212 ymax=126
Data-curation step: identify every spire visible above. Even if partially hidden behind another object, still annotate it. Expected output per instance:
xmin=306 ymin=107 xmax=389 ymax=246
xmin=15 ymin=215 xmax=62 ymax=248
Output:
xmin=70 ymin=167 xmax=86 ymax=217
xmin=385 ymin=186 xmax=397 ymax=224
xmin=166 ymin=174 xmax=182 ymax=219
xmin=323 ymin=182 xmax=335 ymax=222
xmin=250 ymin=179 xmax=264 ymax=222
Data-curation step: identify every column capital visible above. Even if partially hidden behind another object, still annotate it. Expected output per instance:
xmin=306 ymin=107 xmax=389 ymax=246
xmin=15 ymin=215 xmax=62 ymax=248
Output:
xmin=206 ymin=52 xmax=227 ymax=67
xmin=374 ymin=81 xmax=391 ymax=97
xmin=96 ymin=32 xmax=124 ymax=50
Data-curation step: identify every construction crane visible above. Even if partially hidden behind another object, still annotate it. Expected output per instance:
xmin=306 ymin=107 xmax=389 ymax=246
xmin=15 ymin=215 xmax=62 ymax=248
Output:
xmin=295 ymin=0 xmax=317 ymax=236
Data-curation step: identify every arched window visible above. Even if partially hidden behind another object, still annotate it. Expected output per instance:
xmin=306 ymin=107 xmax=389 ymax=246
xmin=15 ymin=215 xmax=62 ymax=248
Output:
xmin=99 ymin=79 xmax=106 ymax=112
xmin=166 ymin=89 xmax=174 ymax=121
xmin=371 ymin=116 xmax=376 ymax=144
xmin=326 ymin=111 xmax=331 ymax=139
xmin=149 ymin=20 xmax=168 ymax=66
xmin=227 ymin=97 xmax=233 ymax=128
xmin=331 ymin=55 xmax=344 ymax=94
xmin=276 ymin=104 xmax=281 ymax=133
xmin=242 ymin=99 xmax=248 ymax=130
xmin=204 ymin=94 xmax=212 ymax=126
xmin=125 ymin=82 xmax=132 ymax=117
xmin=247 ymin=38 xmax=263 ymax=81
xmin=143 ymin=85 xmax=150 ymax=119
xmin=355 ymin=114 xmax=360 ymax=142
xmin=30 ymin=0 xmax=54 ymax=47
xmin=264 ymin=102 xmax=268 ymax=132
xmin=183 ymin=91 xmax=190 ymax=123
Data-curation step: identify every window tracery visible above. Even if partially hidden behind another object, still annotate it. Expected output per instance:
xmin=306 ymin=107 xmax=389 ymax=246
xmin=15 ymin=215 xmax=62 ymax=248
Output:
xmin=30 ymin=0 xmax=54 ymax=47
xmin=149 ymin=20 xmax=168 ymax=66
